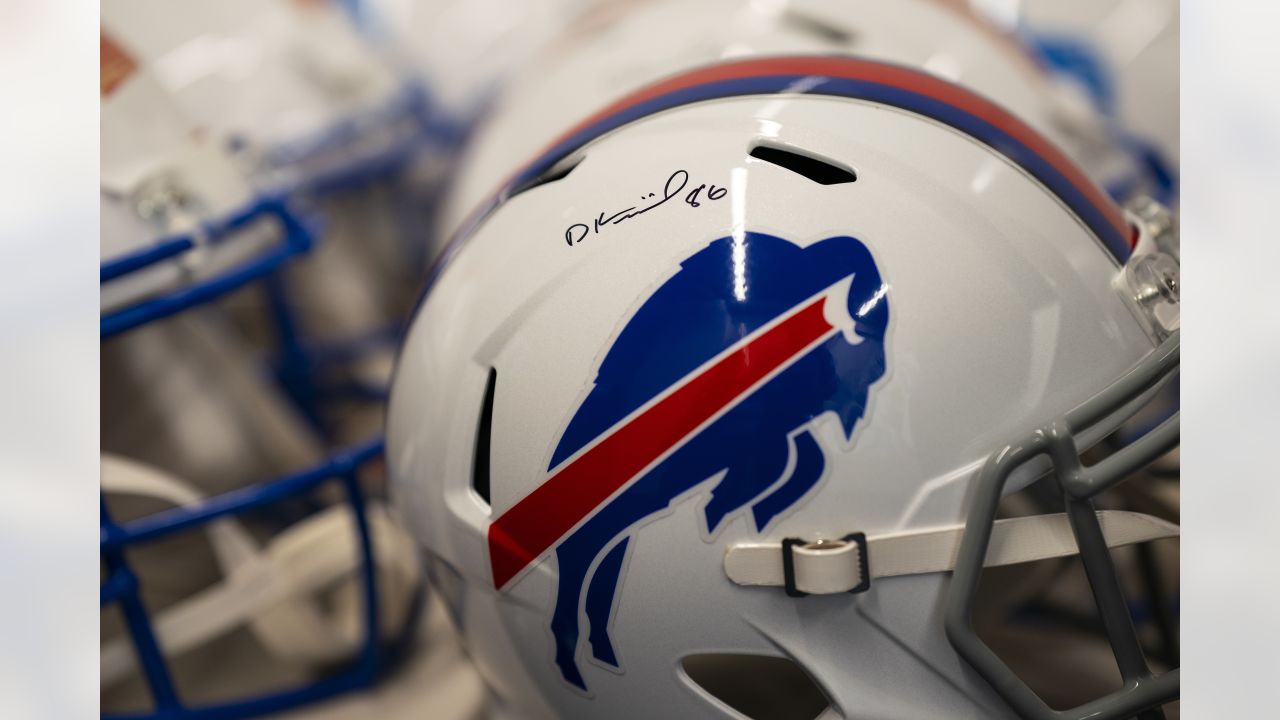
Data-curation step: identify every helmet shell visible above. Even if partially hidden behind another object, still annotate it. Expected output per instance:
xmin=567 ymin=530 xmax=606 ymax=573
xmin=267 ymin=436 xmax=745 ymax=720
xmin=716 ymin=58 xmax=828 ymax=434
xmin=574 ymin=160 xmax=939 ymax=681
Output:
xmin=389 ymin=71 xmax=1151 ymax=718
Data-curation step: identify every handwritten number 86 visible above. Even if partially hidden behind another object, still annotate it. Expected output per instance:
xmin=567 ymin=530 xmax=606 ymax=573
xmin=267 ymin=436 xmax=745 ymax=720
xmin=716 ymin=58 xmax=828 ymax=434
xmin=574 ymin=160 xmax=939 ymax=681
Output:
xmin=564 ymin=169 xmax=728 ymax=247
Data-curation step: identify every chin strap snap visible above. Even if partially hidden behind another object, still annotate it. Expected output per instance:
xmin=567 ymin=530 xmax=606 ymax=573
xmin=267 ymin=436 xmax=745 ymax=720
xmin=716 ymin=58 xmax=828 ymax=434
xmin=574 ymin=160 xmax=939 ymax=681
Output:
xmin=724 ymin=511 xmax=1177 ymax=596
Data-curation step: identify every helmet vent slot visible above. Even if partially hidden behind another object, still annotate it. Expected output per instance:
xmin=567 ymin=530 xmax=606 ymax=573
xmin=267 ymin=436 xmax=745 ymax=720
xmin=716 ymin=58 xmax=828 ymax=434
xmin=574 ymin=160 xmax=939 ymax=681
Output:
xmin=680 ymin=653 xmax=830 ymax=720
xmin=780 ymin=9 xmax=854 ymax=46
xmin=749 ymin=144 xmax=856 ymax=186
xmin=471 ymin=368 xmax=497 ymax=508
xmin=507 ymin=154 xmax=583 ymax=199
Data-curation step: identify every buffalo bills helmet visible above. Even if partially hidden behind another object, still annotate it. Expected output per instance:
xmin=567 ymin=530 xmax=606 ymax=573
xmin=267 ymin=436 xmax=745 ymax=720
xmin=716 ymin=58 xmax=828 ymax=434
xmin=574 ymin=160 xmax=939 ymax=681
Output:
xmin=101 ymin=0 xmax=463 ymax=357
xmin=356 ymin=0 xmax=605 ymax=126
xmin=386 ymin=2 xmax=1180 ymax=718
xmin=100 ymin=12 xmax=430 ymax=718
xmin=1009 ymin=0 xmax=1180 ymax=205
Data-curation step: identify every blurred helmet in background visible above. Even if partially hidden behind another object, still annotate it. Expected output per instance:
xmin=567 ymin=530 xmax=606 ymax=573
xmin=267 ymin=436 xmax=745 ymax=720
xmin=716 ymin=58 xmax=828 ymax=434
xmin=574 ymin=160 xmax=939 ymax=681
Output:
xmin=387 ymin=3 xmax=1180 ymax=717
xmin=1004 ymin=0 xmax=1179 ymax=205
xmin=100 ymin=11 xmax=429 ymax=718
xmin=103 ymin=0 xmax=464 ymax=384
xmin=354 ymin=0 xmax=605 ymax=126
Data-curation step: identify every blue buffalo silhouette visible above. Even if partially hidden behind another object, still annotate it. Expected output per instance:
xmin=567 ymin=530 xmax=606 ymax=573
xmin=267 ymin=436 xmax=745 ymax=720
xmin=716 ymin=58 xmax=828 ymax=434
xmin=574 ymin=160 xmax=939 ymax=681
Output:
xmin=546 ymin=232 xmax=889 ymax=690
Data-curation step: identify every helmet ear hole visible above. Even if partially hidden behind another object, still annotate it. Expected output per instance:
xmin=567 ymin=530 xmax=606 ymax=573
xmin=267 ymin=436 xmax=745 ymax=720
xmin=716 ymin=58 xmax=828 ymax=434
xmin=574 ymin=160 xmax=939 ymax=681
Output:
xmin=680 ymin=653 xmax=831 ymax=720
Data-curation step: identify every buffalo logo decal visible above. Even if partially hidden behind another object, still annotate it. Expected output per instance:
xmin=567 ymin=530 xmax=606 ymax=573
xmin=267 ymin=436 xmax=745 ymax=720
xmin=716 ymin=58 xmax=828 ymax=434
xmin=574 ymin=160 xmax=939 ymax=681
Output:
xmin=488 ymin=232 xmax=890 ymax=689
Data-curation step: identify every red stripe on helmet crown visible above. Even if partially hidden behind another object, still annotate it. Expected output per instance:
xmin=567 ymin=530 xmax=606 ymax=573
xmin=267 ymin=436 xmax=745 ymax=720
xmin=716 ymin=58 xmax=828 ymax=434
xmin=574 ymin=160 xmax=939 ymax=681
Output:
xmin=538 ymin=57 xmax=1129 ymax=244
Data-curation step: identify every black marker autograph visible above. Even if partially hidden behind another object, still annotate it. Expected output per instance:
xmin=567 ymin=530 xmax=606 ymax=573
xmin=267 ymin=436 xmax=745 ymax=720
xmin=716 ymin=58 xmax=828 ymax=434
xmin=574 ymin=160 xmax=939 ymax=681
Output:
xmin=564 ymin=169 xmax=728 ymax=247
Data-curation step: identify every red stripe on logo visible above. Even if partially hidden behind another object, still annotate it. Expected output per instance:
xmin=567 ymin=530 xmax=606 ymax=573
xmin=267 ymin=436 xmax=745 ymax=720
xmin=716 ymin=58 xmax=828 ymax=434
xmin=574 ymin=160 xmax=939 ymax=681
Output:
xmin=488 ymin=294 xmax=836 ymax=588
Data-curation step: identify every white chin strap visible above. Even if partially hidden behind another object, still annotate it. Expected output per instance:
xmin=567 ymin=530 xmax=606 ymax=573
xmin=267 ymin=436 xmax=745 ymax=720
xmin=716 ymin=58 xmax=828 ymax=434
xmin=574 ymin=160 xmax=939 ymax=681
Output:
xmin=101 ymin=454 xmax=421 ymax=688
xmin=724 ymin=511 xmax=1178 ymax=596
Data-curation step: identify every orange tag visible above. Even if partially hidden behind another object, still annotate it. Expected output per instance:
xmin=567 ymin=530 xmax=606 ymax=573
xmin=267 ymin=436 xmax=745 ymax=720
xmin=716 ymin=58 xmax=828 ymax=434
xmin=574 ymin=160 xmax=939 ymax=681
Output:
xmin=101 ymin=31 xmax=137 ymax=97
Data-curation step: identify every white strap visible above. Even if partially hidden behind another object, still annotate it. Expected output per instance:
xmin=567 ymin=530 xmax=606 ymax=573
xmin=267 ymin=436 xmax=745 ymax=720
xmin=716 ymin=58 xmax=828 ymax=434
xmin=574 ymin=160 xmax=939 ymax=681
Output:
xmin=723 ymin=511 xmax=1179 ymax=595
xmin=101 ymin=454 xmax=261 ymax=570
xmin=101 ymin=456 xmax=420 ymax=687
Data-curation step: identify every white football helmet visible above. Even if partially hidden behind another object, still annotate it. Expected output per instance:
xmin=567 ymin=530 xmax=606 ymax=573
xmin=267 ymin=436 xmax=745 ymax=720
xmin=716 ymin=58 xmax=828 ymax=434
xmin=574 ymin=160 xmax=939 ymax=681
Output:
xmin=388 ymin=43 xmax=1178 ymax=720
xmin=1009 ymin=0 xmax=1179 ymax=203
xmin=356 ymin=0 xmax=606 ymax=125
xmin=102 ymin=0 xmax=459 ymax=349
xmin=100 ymin=23 xmax=428 ymax=719
xmin=101 ymin=0 xmax=424 ymax=183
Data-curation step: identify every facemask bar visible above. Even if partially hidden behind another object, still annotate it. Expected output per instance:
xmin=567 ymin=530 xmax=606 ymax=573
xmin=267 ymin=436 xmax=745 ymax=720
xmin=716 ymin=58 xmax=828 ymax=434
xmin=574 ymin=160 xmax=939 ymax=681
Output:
xmin=101 ymin=191 xmax=384 ymax=433
xmin=234 ymin=85 xmax=466 ymax=418
xmin=100 ymin=440 xmax=402 ymax=720
xmin=945 ymin=330 xmax=1179 ymax=720
xmin=101 ymin=195 xmax=314 ymax=340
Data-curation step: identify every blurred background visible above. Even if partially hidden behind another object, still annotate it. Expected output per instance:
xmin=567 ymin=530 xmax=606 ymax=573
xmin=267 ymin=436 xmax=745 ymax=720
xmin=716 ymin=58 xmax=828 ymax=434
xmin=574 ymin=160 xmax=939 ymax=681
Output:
xmin=0 ymin=0 xmax=1275 ymax=717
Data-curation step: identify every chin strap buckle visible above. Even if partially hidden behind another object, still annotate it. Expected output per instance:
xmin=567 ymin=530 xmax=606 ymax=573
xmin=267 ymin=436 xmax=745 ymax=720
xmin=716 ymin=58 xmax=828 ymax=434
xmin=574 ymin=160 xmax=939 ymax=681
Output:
xmin=779 ymin=532 xmax=871 ymax=598
xmin=727 ymin=511 xmax=1179 ymax=597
